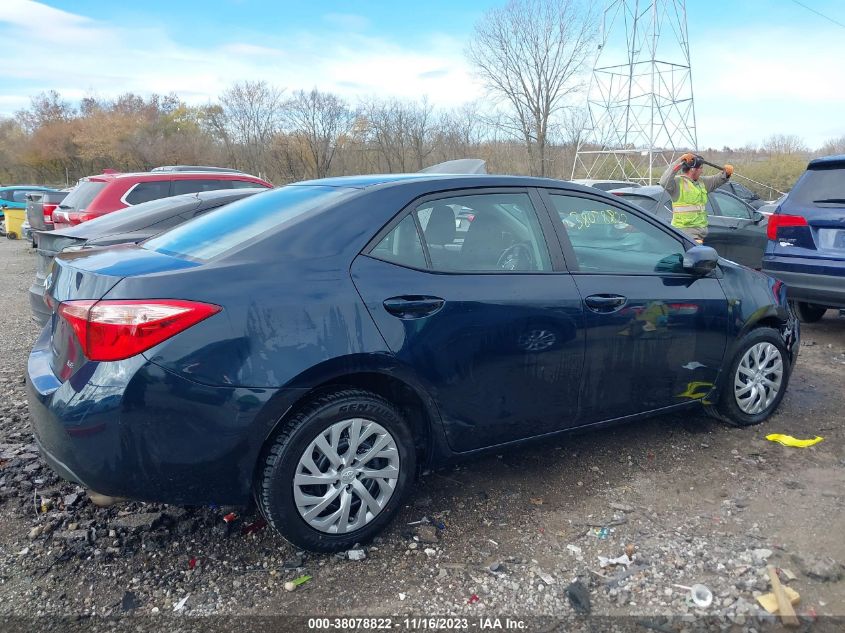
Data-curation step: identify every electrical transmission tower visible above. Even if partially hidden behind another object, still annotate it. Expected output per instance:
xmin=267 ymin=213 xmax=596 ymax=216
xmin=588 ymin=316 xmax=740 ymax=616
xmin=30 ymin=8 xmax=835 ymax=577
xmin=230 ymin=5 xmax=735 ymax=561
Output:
xmin=572 ymin=0 xmax=697 ymax=184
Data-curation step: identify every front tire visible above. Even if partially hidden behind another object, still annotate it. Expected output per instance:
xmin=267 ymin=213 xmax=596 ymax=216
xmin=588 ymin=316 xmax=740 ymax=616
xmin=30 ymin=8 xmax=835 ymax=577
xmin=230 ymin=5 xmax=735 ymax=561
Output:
xmin=256 ymin=389 xmax=416 ymax=552
xmin=705 ymin=327 xmax=790 ymax=427
xmin=791 ymin=301 xmax=827 ymax=323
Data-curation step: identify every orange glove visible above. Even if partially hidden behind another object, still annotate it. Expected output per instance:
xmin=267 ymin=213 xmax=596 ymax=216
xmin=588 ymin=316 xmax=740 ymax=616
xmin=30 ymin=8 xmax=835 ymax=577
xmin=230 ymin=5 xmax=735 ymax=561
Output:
xmin=724 ymin=164 xmax=734 ymax=177
xmin=680 ymin=152 xmax=695 ymax=164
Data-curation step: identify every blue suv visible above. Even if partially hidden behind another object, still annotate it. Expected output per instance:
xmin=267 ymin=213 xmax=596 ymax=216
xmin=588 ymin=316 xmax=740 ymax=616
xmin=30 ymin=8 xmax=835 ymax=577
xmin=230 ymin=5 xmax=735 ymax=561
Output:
xmin=762 ymin=155 xmax=845 ymax=322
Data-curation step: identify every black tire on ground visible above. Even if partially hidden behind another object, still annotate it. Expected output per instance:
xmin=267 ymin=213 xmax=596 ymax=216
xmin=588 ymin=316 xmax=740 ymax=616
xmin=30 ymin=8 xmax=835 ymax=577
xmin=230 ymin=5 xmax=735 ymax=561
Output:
xmin=791 ymin=301 xmax=827 ymax=323
xmin=705 ymin=327 xmax=791 ymax=427
xmin=255 ymin=389 xmax=416 ymax=552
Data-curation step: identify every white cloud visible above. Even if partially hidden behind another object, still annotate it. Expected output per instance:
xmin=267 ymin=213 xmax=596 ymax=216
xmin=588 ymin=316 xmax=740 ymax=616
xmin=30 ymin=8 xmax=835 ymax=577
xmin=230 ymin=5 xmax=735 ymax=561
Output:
xmin=0 ymin=1 xmax=480 ymax=116
xmin=691 ymin=24 xmax=845 ymax=148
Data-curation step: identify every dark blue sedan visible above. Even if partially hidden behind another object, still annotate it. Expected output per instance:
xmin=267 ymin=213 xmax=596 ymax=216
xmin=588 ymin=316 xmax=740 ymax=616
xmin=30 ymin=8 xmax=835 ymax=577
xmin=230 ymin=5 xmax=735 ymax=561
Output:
xmin=27 ymin=175 xmax=799 ymax=551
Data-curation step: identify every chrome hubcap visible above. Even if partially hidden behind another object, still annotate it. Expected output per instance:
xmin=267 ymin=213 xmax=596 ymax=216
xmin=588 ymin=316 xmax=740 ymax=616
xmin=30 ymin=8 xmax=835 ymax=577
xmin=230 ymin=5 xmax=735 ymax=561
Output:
xmin=293 ymin=418 xmax=400 ymax=534
xmin=734 ymin=342 xmax=783 ymax=415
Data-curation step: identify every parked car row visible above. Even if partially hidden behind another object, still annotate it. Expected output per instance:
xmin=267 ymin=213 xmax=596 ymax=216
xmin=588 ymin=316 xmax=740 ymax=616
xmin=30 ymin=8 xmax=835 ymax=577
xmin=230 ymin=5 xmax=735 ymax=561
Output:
xmin=26 ymin=170 xmax=800 ymax=552
xmin=51 ymin=167 xmax=271 ymax=229
xmin=28 ymin=188 xmax=266 ymax=324
xmin=609 ymin=185 xmax=768 ymax=269
xmin=1 ymin=185 xmax=59 ymax=239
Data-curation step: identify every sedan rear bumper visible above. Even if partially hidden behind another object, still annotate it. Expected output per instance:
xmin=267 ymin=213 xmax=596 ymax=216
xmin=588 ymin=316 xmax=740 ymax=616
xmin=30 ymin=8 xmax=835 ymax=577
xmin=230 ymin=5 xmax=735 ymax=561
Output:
xmin=26 ymin=328 xmax=306 ymax=505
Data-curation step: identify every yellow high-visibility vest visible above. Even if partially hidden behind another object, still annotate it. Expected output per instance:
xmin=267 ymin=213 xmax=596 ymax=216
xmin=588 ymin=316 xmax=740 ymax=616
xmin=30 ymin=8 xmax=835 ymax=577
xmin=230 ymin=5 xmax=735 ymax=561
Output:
xmin=671 ymin=177 xmax=708 ymax=228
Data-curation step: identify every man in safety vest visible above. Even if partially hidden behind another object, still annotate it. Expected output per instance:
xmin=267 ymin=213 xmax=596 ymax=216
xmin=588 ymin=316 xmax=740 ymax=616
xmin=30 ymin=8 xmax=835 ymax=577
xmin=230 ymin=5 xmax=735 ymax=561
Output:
xmin=659 ymin=153 xmax=734 ymax=244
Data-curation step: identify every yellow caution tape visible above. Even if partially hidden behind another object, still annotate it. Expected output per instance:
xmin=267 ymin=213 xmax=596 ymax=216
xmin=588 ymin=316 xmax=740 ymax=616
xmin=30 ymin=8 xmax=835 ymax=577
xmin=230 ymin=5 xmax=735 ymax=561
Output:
xmin=765 ymin=434 xmax=823 ymax=448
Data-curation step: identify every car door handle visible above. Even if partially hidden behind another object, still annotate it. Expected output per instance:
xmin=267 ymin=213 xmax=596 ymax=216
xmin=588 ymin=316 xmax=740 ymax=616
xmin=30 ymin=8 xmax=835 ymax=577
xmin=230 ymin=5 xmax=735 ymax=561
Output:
xmin=383 ymin=296 xmax=445 ymax=319
xmin=584 ymin=294 xmax=627 ymax=313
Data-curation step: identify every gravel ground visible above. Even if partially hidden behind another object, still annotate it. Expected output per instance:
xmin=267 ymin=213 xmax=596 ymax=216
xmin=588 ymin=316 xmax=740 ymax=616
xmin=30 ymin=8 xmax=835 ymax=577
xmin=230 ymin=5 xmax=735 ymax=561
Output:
xmin=1 ymin=237 xmax=844 ymax=631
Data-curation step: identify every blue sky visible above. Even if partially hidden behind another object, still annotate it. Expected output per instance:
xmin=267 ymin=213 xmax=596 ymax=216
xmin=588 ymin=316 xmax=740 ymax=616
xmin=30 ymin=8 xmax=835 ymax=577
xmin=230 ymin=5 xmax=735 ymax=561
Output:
xmin=1 ymin=0 xmax=843 ymax=149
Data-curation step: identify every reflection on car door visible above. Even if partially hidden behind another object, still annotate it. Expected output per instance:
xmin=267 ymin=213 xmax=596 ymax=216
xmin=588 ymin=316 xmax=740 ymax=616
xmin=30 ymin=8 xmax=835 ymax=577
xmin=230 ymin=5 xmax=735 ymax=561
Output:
xmin=708 ymin=191 xmax=767 ymax=268
xmin=351 ymin=189 xmax=585 ymax=452
xmin=541 ymin=190 xmax=729 ymax=423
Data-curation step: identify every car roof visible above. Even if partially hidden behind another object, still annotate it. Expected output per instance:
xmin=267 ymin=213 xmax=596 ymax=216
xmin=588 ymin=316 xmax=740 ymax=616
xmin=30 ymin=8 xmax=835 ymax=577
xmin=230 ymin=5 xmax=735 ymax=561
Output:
xmin=82 ymin=172 xmax=265 ymax=183
xmin=571 ymin=178 xmax=638 ymax=184
xmin=610 ymin=185 xmax=664 ymax=197
xmin=808 ymin=154 xmax=845 ymax=168
xmin=294 ymin=173 xmax=600 ymax=192
xmin=0 ymin=185 xmax=55 ymax=191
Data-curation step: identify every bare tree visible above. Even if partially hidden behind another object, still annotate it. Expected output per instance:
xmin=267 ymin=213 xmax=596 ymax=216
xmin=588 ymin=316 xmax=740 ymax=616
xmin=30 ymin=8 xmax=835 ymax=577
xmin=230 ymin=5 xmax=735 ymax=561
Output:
xmin=219 ymin=81 xmax=285 ymax=176
xmin=15 ymin=90 xmax=74 ymax=134
xmin=362 ymin=98 xmax=437 ymax=172
xmin=762 ymin=134 xmax=807 ymax=156
xmin=818 ymin=135 xmax=845 ymax=156
xmin=467 ymin=0 xmax=595 ymax=176
xmin=285 ymin=89 xmax=357 ymax=179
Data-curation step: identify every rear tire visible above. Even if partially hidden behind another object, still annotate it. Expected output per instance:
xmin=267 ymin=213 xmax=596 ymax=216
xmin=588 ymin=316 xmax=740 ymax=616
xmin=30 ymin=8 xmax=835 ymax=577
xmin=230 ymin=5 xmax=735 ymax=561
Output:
xmin=791 ymin=301 xmax=827 ymax=323
xmin=705 ymin=327 xmax=790 ymax=427
xmin=255 ymin=389 xmax=415 ymax=552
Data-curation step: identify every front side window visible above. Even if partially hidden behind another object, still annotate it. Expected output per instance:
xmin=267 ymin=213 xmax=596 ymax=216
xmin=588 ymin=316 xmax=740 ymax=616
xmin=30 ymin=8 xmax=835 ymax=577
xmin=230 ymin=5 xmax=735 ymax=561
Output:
xmin=414 ymin=192 xmax=552 ymax=272
xmin=125 ymin=180 xmax=171 ymax=205
xmin=712 ymin=192 xmax=751 ymax=219
xmin=550 ymin=194 xmax=684 ymax=274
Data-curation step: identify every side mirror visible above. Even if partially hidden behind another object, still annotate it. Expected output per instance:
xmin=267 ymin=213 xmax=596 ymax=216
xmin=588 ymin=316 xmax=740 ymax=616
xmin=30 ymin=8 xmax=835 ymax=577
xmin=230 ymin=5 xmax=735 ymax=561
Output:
xmin=683 ymin=245 xmax=719 ymax=276
xmin=752 ymin=211 xmax=765 ymax=223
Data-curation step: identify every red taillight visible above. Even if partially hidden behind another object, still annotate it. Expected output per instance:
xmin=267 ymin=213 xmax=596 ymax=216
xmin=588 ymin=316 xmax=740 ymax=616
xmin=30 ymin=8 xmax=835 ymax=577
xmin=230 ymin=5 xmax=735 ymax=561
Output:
xmin=67 ymin=211 xmax=96 ymax=225
xmin=43 ymin=203 xmax=58 ymax=222
xmin=767 ymin=214 xmax=808 ymax=240
xmin=466 ymin=213 xmax=475 ymax=222
xmin=57 ymin=299 xmax=221 ymax=361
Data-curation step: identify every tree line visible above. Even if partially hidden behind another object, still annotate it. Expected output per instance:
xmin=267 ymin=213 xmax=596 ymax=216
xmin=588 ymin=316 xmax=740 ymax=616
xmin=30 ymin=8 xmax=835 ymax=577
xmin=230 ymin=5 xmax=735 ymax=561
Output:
xmin=1 ymin=0 xmax=841 ymax=198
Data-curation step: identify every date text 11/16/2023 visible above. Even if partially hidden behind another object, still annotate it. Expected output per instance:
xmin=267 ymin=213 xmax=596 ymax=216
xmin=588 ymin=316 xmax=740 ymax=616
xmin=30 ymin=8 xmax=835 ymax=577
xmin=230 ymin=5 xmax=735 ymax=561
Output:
xmin=306 ymin=617 xmax=527 ymax=630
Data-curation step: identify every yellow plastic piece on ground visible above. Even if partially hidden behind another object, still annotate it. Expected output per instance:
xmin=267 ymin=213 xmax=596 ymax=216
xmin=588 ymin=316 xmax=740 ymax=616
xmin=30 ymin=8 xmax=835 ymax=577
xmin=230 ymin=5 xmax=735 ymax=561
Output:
xmin=765 ymin=434 xmax=823 ymax=448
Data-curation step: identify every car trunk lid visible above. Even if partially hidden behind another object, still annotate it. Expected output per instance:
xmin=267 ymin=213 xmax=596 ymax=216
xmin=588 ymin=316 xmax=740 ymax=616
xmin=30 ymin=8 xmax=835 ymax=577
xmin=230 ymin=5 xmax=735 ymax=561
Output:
xmin=45 ymin=245 xmax=201 ymax=381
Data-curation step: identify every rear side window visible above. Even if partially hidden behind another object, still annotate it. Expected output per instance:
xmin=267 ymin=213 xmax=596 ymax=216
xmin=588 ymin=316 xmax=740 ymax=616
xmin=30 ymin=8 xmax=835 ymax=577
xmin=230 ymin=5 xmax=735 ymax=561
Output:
xmin=370 ymin=215 xmax=426 ymax=268
xmin=125 ymin=180 xmax=172 ymax=205
xmin=144 ymin=185 xmax=350 ymax=261
xmin=172 ymin=179 xmax=232 ymax=195
xmin=789 ymin=167 xmax=845 ymax=209
xmin=60 ymin=181 xmax=107 ymax=211
xmin=13 ymin=190 xmax=31 ymax=202
xmin=414 ymin=193 xmax=552 ymax=272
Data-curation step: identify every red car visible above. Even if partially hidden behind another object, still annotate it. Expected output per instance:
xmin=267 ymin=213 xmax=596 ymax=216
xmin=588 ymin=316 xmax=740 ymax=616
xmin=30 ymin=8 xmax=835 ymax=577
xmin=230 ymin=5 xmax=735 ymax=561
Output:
xmin=52 ymin=167 xmax=272 ymax=228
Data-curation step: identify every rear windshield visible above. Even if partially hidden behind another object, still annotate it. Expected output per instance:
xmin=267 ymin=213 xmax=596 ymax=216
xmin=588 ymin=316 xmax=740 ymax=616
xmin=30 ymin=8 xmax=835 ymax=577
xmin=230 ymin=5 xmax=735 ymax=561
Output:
xmin=144 ymin=185 xmax=350 ymax=261
xmin=60 ymin=181 xmax=107 ymax=211
xmin=789 ymin=167 xmax=845 ymax=207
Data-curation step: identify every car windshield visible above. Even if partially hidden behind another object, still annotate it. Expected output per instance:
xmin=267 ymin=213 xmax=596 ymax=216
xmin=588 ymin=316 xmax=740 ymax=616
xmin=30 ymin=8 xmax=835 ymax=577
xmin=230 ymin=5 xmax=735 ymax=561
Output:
xmin=60 ymin=181 xmax=107 ymax=211
xmin=789 ymin=168 xmax=845 ymax=207
xmin=144 ymin=185 xmax=351 ymax=261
